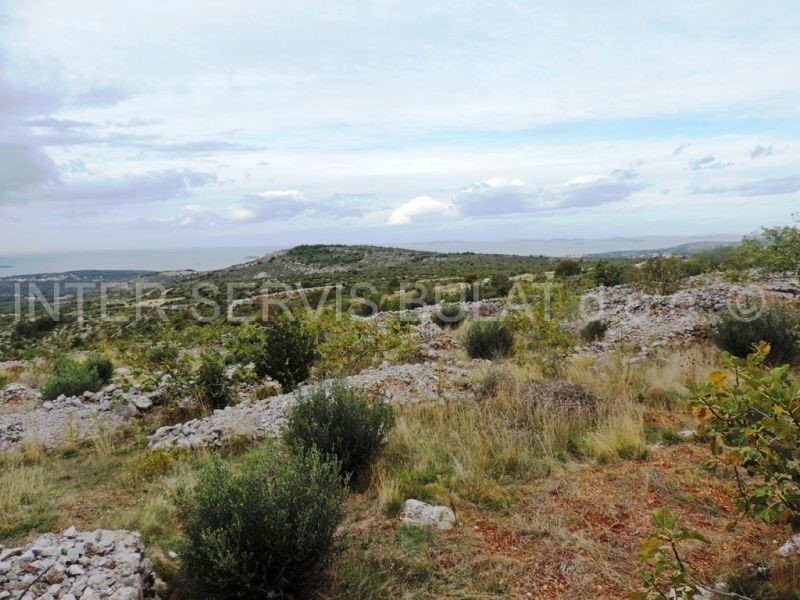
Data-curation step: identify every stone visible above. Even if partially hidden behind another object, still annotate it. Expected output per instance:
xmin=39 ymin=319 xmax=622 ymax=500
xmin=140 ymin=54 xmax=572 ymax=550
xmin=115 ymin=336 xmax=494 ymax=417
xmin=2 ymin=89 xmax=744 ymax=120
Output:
xmin=128 ymin=395 xmax=153 ymax=411
xmin=778 ymin=533 xmax=800 ymax=557
xmin=401 ymin=499 xmax=456 ymax=530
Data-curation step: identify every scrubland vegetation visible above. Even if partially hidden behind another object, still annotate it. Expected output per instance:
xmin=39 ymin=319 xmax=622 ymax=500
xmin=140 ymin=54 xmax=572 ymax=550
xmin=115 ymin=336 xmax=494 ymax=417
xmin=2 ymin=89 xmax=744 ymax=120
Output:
xmin=1 ymin=220 xmax=799 ymax=598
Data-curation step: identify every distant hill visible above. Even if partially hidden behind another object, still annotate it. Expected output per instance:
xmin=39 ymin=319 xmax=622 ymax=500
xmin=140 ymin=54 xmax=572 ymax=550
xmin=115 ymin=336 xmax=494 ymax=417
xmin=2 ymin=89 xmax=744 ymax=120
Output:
xmin=588 ymin=240 xmax=739 ymax=259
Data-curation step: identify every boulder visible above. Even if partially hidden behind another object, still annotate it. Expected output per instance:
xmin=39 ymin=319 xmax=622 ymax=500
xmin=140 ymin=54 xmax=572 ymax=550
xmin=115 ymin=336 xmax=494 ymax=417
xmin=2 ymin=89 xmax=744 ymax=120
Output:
xmin=401 ymin=499 xmax=456 ymax=530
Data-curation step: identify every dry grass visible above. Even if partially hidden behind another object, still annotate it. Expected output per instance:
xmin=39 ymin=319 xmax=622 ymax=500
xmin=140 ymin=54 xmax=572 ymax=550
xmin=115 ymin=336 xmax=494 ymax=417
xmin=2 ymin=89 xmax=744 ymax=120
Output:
xmin=20 ymin=437 xmax=47 ymax=464
xmin=320 ymin=345 xmax=786 ymax=598
xmin=0 ymin=456 xmax=55 ymax=538
xmin=579 ymin=413 xmax=647 ymax=464
xmin=91 ymin=420 xmax=118 ymax=457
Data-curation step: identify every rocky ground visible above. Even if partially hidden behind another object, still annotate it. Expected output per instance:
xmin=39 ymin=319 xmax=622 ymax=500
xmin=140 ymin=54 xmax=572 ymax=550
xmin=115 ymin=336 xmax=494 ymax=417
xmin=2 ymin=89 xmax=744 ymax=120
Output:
xmin=0 ymin=527 xmax=156 ymax=599
xmin=148 ymin=360 xmax=473 ymax=450
xmin=0 ymin=383 xmax=157 ymax=452
xmin=577 ymin=273 xmax=799 ymax=356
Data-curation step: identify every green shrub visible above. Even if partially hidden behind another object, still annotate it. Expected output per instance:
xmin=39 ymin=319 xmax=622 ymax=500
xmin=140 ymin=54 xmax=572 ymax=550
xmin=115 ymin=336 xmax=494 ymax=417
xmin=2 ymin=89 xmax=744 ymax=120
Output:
xmin=554 ymin=259 xmax=582 ymax=278
xmin=593 ymin=260 xmax=625 ymax=287
xmin=639 ymin=256 xmax=685 ymax=294
xmin=464 ymin=321 xmax=515 ymax=359
xmin=581 ymin=320 xmax=608 ymax=343
xmin=714 ymin=306 xmax=799 ymax=365
xmin=283 ymin=381 xmax=395 ymax=480
xmin=486 ymin=274 xmax=513 ymax=298
xmin=41 ymin=355 xmax=113 ymax=400
xmin=83 ymin=354 xmax=114 ymax=382
xmin=432 ymin=303 xmax=465 ymax=328
xmin=176 ymin=446 xmax=346 ymax=599
xmin=194 ymin=352 xmax=231 ymax=410
xmin=14 ymin=316 xmax=59 ymax=339
xmin=690 ymin=345 xmax=800 ymax=529
xmin=255 ymin=315 xmax=318 ymax=390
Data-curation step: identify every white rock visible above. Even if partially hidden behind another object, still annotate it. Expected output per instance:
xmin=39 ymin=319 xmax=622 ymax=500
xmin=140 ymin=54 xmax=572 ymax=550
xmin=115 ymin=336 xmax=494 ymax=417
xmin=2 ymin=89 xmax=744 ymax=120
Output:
xmin=778 ymin=533 xmax=800 ymax=557
xmin=401 ymin=499 xmax=456 ymax=530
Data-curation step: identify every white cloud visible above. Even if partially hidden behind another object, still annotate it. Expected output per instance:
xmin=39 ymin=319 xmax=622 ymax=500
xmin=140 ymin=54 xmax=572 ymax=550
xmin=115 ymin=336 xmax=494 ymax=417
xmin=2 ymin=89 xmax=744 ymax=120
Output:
xmin=389 ymin=196 xmax=457 ymax=225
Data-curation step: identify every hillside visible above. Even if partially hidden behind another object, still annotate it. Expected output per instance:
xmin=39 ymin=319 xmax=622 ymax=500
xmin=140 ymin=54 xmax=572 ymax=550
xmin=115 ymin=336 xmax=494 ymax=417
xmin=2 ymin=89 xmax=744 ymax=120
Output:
xmin=1 ymin=233 xmax=799 ymax=599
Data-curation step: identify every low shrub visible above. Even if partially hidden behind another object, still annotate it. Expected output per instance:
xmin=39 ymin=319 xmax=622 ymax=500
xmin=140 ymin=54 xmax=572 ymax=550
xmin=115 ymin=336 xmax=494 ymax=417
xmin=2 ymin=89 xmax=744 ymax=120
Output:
xmin=593 ymin=260 xmax=625 ymax=287
xmin=432 ymin=303 xmax=465 ymax=328
xmin=464 ymin=321 xmax=514 ymax=359
xmin=41 ymin=355 xmax=113 ymax=400
xmin=176 ymin=446 xmax=346 ymax=599
xmin=83 ymin=354 xmax=114 ymax=382
xmin=261 ymin=316 xmax=318 ymax=389
xmin=194 ymin=352 xmax=231 ymax=410
xmin=581 ymin=319 xmax=608 ymax=343
xmin=283 ymin=381 xmax=395 ymax=480
xmin=554 ymin=259 xmax=582 ymax=278
xmin=713 ymin=306 xmax=799 ymax=365
xmin=639 ymin=256 xmax=685 ymax=294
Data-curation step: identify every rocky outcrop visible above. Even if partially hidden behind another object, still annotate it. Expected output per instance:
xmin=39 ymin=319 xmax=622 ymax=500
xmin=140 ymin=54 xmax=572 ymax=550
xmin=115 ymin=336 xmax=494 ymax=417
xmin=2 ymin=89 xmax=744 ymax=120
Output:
xmin=0 ymin=527 xmax=155 ymax=599
xmin=578 ymin=273 xmax=799 ymax=356
xmin=0 ymin=384 xmax=42 ymax=406
xmin=0 ymin=384 xmax=159 ymax=452
xmin=148 ymin=361 xmax=472 ymax=450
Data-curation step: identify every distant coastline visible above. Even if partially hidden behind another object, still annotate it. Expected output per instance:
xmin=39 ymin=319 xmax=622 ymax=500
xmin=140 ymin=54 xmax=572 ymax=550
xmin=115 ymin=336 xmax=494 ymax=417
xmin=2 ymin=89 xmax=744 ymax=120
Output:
xmin=0 ymin=235 xmax=741 ymax=278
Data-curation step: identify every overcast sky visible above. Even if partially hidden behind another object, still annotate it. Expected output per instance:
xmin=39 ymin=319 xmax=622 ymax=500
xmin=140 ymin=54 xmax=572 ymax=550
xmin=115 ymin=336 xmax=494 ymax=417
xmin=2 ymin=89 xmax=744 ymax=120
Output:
xmin=1 ymin=1 xmax=799 ymax=252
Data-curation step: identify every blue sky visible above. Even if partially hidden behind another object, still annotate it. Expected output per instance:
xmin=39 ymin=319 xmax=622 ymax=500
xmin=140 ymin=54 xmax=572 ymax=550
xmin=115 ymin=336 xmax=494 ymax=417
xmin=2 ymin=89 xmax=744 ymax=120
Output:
xmin=0 ymin=1 xmax=799 ymax=252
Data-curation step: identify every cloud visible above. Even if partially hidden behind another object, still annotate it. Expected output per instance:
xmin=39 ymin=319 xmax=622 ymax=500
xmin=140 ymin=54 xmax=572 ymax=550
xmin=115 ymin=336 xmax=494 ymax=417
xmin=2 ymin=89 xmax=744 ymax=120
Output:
xmin=673 ymin=143 xmax=691 ymax=156
xmin=169 ymin=190 xmax=367 ymax=227
xmin=389 ymin=169 xmax=645 ymax=225
xmin=454 ymin=178 xmax=538 ymax=216
xmin=750 ymin=144 xmax=774 ymax=159
xmin=0 ymin=142 xmax=60 ymax=193
xmin=143 ymin=140 xmax=263 ymax=153
xmin=3 ymin=168 xmax=216 ymax=205
xmin=27 ymin=117 xmax=97 ymax=131
xmin=389 ymin=196 xmax=457 ymax=225
xmin=689 ymin=154 xmax=732 ymax=170
xmin=560 ymin=180 xmax=644 ymax=208
xmin=692 ymin=175 xmax=800 ymax=197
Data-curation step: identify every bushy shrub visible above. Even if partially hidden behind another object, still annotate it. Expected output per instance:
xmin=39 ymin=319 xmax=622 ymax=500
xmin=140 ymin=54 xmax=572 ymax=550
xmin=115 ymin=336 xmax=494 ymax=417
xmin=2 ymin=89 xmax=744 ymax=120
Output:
xmin=714 ymin=306 xmax=799 ymax=365
xmin=554 ymin=259 xmax=582 ymax=278
xmin=83 ymin=355 xmax=114 ymax=382
xmin=41 ymin=355 xmax=114 ymax=400
xmin=485 ymin=274 xmax=513 ymax=298
xmin=176 ymin=446 xmax=346 ymax=599
xmin=194 ymin=352 xmax=231 ymax=410
xmin=639 ymin=256 xmax=685 ymax=294
xmin=593 ymin=260 xmax=625 ymax=287
xmin=14 ymin=315 xmax=59 ymax=339
xmin=464 ymin=321 xmax=515 ymax=359
xmin=433 ymin=303 xmax=465 ymax=328
xmin=581 ymin=320 xmax=608 ymax=343
xmin=234 ymin=317 xmax=318 ymax=389
xmin=283 ymin=381 xmax=395 ymax=479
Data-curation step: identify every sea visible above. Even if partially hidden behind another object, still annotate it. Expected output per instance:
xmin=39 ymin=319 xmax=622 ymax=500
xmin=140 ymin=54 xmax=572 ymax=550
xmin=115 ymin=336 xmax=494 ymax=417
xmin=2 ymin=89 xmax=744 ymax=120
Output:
xmin=0 ymin=247 xmax=280 ymax=277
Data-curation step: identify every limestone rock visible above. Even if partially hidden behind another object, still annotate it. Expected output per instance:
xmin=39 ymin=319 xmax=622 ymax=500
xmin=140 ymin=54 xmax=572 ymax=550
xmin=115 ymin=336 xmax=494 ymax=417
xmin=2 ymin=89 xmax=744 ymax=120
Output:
xmin=401 ymin=499 xmax=456 ymax=530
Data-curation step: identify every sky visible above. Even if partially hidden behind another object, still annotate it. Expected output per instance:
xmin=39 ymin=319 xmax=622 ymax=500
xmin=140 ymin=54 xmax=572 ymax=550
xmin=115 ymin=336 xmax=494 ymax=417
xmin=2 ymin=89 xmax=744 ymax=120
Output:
xmin=1 ymin=0 xmax=799 ymax=253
